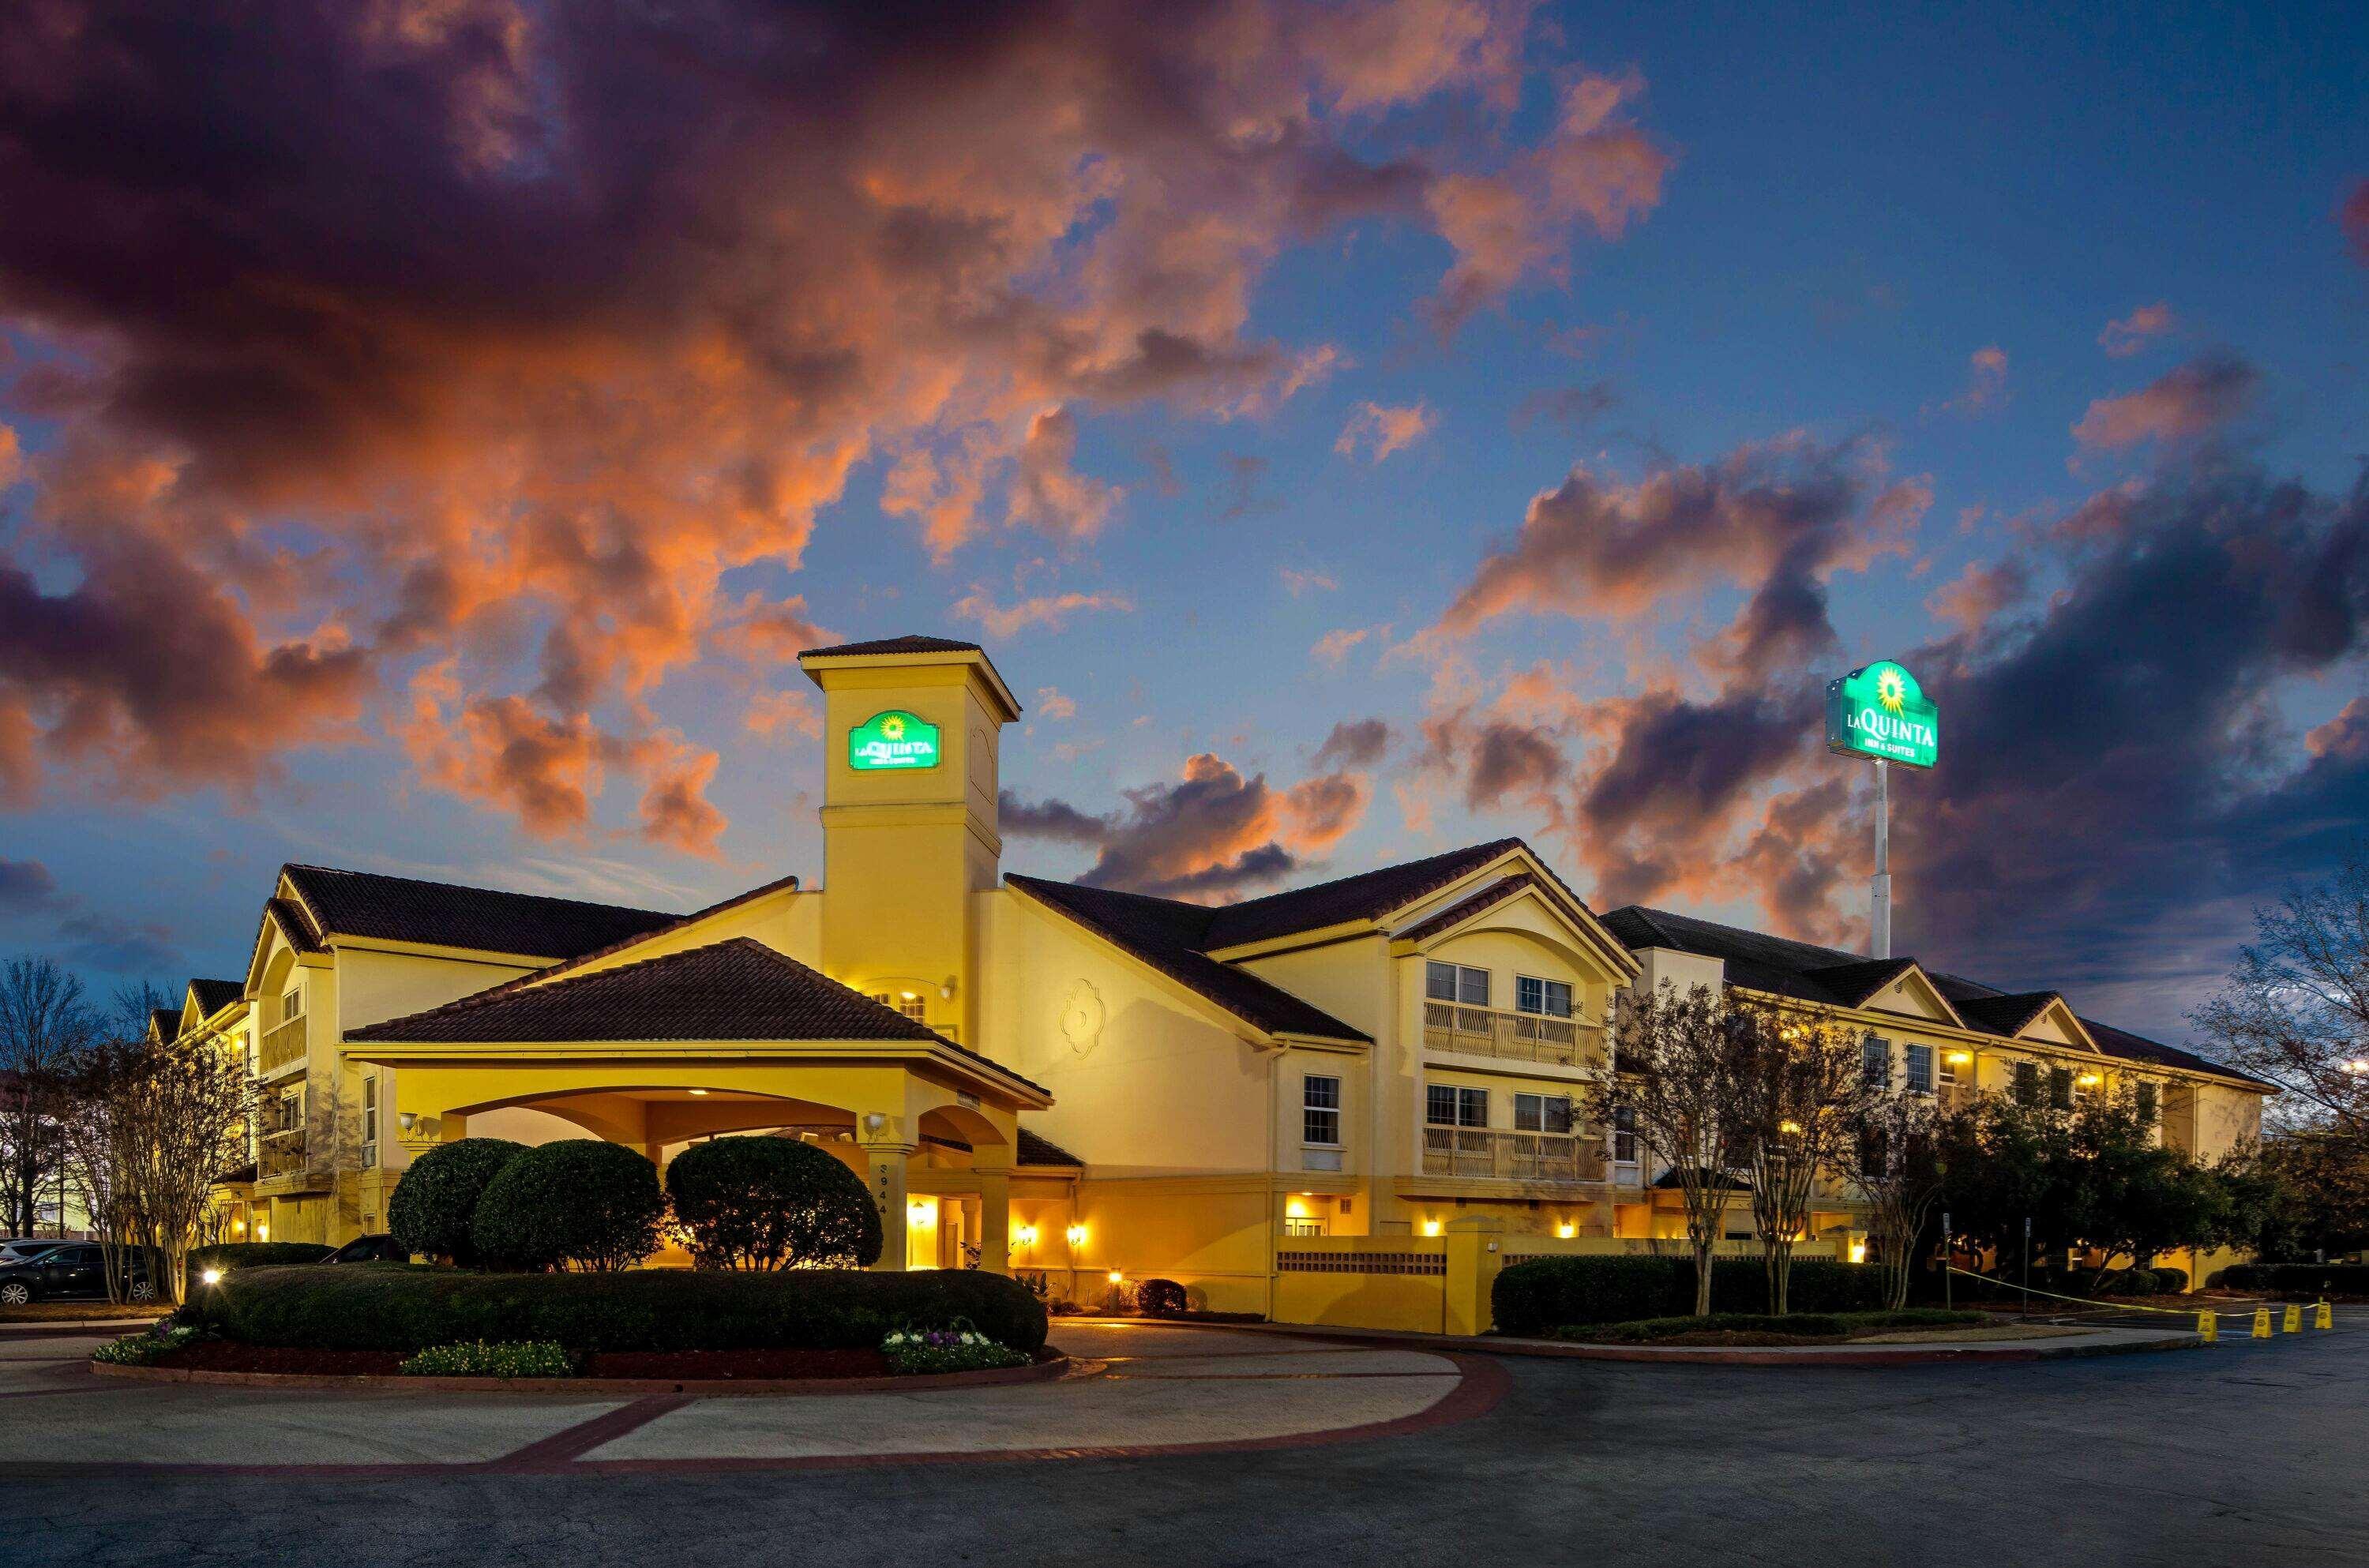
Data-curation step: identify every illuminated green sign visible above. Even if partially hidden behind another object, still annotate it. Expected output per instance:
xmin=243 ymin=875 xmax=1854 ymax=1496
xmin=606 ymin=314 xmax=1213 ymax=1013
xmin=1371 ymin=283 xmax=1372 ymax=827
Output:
xmin=849 ymin=709 xmax=940 ymax=771
xmin=1825 ymin=662 xmax=1937 ymax=769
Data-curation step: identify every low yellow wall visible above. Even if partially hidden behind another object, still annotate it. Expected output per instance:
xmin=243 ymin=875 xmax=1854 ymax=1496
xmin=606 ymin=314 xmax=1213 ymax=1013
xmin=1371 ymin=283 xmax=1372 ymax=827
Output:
xmin=1272 ymin=1236 xmax=1448 ymax=1333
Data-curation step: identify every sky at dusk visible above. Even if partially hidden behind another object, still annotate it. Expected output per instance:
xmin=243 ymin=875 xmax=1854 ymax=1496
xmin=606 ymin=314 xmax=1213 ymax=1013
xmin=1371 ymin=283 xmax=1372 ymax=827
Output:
xmin=2 ymin=0 xmax=2367 ymax=1042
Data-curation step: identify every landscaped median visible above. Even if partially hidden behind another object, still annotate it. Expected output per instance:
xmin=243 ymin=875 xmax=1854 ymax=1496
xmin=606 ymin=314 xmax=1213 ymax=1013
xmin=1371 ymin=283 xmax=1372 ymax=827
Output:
xmin=89 ymin=1263 xmax=1066 ymax=1393
xmin=1554 ymin=1309 xmax=2016 ymax=1348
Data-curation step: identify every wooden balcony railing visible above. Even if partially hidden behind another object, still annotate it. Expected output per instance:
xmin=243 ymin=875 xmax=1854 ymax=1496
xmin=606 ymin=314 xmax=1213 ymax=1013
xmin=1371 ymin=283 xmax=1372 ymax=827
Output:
xmin=258 ymin=1015 xmax=308 ymax=1076
xmin=1422 ymin=1002 xmax=1602 ymax=1068
xmin=1421 ymin=1127 xmax=1605 ymax=1186
xmin=257 ymin=1129 xmax=309 ymax=1184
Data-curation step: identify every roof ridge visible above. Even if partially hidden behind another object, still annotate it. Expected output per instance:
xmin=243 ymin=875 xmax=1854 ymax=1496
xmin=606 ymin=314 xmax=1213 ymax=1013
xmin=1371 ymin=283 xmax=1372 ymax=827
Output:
xmin=1211 ymin=836 xmax=1523 ymax=921
xmin=282 ymin=861 xmax=681 ymax=919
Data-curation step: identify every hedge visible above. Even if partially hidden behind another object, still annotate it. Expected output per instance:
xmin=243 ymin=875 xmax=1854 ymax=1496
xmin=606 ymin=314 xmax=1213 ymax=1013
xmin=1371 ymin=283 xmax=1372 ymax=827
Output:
xmin=1568 ymin=1308 xmax=1983 ymax=1344
xmin=188 ymin=1242 xmax=332 ymax=1275
xmin=1492 ymin=1255 xmax=1887 ymax=1334
xmin=2149 ymin=1266 xmax=2189 ymax=1294
xmin=389 ymin=1138 xmax=528 ymax=1265
xmin=2217 ymin=1263 xmax=2369 ymax=1298
xmin=187 ymin=1265 xmax=1050 ymax=1353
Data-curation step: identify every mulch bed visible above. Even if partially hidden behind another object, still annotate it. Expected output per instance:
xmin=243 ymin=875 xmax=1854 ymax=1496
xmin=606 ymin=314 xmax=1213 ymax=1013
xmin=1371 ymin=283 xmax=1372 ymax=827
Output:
xmin=152 ymin=1341 xmax=899 ymax=1379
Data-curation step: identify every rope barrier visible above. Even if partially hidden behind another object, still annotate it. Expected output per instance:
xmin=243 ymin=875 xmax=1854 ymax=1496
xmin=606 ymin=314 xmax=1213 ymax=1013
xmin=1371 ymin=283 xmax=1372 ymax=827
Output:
xmin=1944 ymin=1267 xmax=2337 ymax=1335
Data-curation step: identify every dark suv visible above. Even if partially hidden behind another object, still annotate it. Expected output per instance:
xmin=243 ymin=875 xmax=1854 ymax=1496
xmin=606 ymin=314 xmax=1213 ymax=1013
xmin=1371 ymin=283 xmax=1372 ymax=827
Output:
xmin=321 ymin=1234 xmax=410 ymax=1264
xmin=0 ymin=1244 xmax=155 ymax=1305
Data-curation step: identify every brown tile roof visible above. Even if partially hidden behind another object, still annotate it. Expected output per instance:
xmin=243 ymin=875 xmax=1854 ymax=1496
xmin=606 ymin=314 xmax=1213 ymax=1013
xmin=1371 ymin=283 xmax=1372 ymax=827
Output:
xmin=263 ymin=895 xmax=322 ymax=953
xmin=1199 ymin=838 xmax=1524 ymax=950
xmin=148 ymin=1007 xmax=180 ymax=1042
xmin=1005 ymin=876 xmax=1371 ymax=1042
xmin=188 ymin=978 xmax=246 ymax=1018
xmin=1017 ymin=1128 xmax=1083 ymax=1168
xmin=346 ymin=938 xmax=1049 ymax=1093
xmin=1797 ymin=957 xmax=1924 ymax=1010
xmin=1394 ymin=873 xmax=1537 ymax=944
xmin=798 ymin=635 xmax=984 ymax=658
xmin=281 ymin=864 xmax=681 ymax=961
xmin=351 ymin=938 xmax=946 ymax=1046
xmin=1603 ymin=904 xmax=2272 ymax=1090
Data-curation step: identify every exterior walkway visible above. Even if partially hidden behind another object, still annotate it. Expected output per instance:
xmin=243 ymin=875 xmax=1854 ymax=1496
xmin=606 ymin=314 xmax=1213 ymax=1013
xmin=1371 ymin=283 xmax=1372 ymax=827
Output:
xmin=0 ymin=1322 xmax=1499 ymax=1476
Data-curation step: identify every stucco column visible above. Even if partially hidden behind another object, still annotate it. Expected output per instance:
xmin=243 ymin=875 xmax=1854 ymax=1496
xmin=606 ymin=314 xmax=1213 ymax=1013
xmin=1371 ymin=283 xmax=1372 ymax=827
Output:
xmin=1443 ymin=1215 xmax=1506 ymax=1337
xmin=975 ymin=1159 xmax=1012 ymax=1277
xmin=863 ymin=1142 xmax=917 ymax=1271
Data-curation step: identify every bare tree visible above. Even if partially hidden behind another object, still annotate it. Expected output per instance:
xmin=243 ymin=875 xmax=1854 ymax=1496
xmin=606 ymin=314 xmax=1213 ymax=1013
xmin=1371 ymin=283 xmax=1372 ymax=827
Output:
xmin=1842 ymin=1090 xmax=1954 ymax=1309
xmin=0 ymin=958 xmax=95 ymax=1236
xmin=2191 ymin=849 xmax=2369 ymax=1143
xmin=1729 ymin=1001 xmax=1876 ymax=1315
xmin=56 ymin=1001 xmax=251 ymax=1304
xmin=1584 ymin=982 xmax=1747 ymax=1318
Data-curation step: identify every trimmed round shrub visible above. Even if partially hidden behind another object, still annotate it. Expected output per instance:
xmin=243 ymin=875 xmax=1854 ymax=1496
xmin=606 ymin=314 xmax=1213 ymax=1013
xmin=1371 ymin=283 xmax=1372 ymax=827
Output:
xmin=2150 ymin=1266 xmax=2189 ymax=1295
xmin=190 ymin=1264 xmax=1049 ymax=1353
xmin=664 ymin=1136 xmax=881 ymax=1270
xmin=189 ymin=1242 xmax=332 ymax=1276
xmin=2120 ymin=1268 xmax=2159 ymax=1297
xmin=471 ymin=1140 xmax=665 ymax=1273
xmin=2092 ymin=1268 xmax=2131 ymax=1296
xmin=389 ymin=1138 xmax=528 ymax=1266
xmin=2220 ymin=1262 xmax=2369 ymax=1298
xmin=1136 ymin=1277 xmax=1188 ymax=1318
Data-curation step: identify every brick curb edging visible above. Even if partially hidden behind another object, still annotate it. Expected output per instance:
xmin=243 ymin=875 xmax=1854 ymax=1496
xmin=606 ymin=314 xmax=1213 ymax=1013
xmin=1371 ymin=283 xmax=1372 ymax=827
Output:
xmin=89 ymin=1350 xmax=1083 ymax=1397
xmin=1054 ymin=1315 xmax=2201 ymax=1365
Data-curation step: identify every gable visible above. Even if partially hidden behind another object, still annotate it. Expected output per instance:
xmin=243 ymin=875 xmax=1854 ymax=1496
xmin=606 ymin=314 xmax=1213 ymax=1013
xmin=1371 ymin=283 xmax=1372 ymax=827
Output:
xmin=1865 ymin=968 xmax=1964 ymax=1026
xmin=2019 ymin=998 xmax=2096 ymax=1050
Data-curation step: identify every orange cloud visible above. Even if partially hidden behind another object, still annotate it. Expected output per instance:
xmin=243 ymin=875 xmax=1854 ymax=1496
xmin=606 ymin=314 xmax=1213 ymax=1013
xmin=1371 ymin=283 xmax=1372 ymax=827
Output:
xmin=2098 ymin=302 xmax=2175 ymax=357
xmin=2072 ymin=353 xmax=2255 ymax=449
xmin=1335 ymin=401 xmax=1435 ymax=462
xmin=950 ymin=588 xmax=1135 ymax=640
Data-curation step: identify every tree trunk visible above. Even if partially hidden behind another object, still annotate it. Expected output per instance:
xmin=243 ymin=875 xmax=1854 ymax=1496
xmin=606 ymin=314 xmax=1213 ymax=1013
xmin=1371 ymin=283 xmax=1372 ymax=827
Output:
xmin=1692 ymin=1241 xmax=1714 ymax=1317
xmin=1768 ymin=1240 xmax=1793 ymax=1315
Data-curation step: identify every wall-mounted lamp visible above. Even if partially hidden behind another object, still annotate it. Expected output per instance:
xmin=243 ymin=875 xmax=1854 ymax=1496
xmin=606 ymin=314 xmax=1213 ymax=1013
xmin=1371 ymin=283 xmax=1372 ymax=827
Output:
xmin=940 ymin=976 xmax=957 ymax=1000
xmin=1556 ymin=1222 xmax=1577 ymax=1240
xmin=1065 ymin=1223 xmax=1087 ymax=1247
xmin=1421 ymin=1218 xmax=1441 ymax=1237
xmin=864 ymin=1112 xmax=888 ymax=1135
xmin=2077 ymin=1072 xmax=2102 ymax=1088
xmin=1107 ymin=1270 xmax=1123 ymax=1285
xmin=1945 ymin=1051 xmax=1973 ymax=1066
xmin=1014 ymin=1225 xmax=1038 ymax=1247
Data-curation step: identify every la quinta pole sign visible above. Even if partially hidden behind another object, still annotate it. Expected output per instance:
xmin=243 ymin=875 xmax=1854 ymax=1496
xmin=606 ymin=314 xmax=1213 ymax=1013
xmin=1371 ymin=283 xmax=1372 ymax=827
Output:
xmin=1824 ymin=661 xmax=1938 ymax=768
xmin=1823 ymin=662 xmax=1937 ymax=961
xmin=849 ymin=710 xmax=941 ymax=771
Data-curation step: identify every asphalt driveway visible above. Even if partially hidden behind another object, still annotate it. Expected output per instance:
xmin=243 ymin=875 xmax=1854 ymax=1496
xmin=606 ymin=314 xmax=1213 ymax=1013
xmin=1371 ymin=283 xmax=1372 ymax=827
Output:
xmin=13 ymin=1318 xmax=2363 ymax=1567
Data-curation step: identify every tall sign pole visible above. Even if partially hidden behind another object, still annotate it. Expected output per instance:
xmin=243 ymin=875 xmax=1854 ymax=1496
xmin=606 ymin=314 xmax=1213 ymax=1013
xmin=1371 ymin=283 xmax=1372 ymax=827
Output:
xmin=1824 ymin=662 xmax=1936 ymax=960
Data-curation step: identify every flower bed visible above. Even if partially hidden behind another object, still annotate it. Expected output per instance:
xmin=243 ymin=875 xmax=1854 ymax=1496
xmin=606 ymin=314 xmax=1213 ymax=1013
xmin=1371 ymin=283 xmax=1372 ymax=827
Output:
xmin=880 ymin=1327 xmax=1031 ymax=1375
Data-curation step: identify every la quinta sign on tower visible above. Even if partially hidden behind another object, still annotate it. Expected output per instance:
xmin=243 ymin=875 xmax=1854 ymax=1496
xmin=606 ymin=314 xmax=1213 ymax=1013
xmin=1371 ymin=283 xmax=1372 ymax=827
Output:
xmin=1824 ymin=661 xmax=1938 ymax=769
xmin=849 ymin=709 xmax=941 ymax=771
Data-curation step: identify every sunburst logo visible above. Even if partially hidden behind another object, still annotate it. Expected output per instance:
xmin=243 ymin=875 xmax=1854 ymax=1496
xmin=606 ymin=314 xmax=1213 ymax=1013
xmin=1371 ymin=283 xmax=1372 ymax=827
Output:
xmin=880 ymin=715 xmax=906 ymax=741
xmin=1875 ymin=666 xmax=1908 ymax=715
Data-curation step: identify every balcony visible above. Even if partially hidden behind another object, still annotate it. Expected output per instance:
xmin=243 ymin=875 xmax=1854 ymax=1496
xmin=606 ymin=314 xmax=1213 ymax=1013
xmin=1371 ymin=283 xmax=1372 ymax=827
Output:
xmin=254 ymin=1127 xmax=323 ymax=1193
xmin=1420 ymin=1127 xmax=1605 ymax=1186
xmin=258 ymin=1015 xmax=308 ymax=1078
xmin=1423 ymin=1002 xmax=1601 ymax=1069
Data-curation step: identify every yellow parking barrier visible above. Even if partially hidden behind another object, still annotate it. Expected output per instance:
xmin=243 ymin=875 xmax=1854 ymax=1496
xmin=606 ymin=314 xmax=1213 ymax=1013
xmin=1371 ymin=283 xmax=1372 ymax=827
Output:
xmin=2313 ymin=1301 xmax=2333 ymax=1330
xmin=2282 ymin=1304 xmax=2302 ymax=1334
xmin=2252 ymin=1308 xmax=2272 ymax=1339
xmin=2197 ymin=1310 xmax=2217 ymax=1343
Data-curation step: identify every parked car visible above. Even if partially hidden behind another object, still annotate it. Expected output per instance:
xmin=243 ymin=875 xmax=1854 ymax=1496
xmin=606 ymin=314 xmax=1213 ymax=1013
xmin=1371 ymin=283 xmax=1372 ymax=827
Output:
xmin=0 ymin=1244 xmax=155 ymax=1306
xmin=0 ymin=1239 xmax=68 ymax=1266
xmin=321 ymin=1233 xmax=411 ymax=1264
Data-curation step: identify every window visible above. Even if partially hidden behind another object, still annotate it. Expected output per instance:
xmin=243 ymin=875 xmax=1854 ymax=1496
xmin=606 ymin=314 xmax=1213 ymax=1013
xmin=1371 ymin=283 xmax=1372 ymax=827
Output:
xmin=1612 ymin=1106 xmax=1638 ymax=1165
xmin=1938 ymin=1052 xmax=1961 ymax=1090
xmin=1515 ymin=975 xmax=1573 ymax=1018
xmin=2136 ymin=1081 xmax=2159 ymax=1123
xmin=1861 ymin=1036 xmax=1891 ymax=1090
xmin=360 ymin=1075 xmax=379 ymax=1169
xmin=1513 ymin=1093 xmax=1573 ymax=1134
xmin=1859 ymin=1129 xmax=1890 ymax=1177
xmin=1301 ymin=1075 xmax=1342 ymax=1147
xmin=2013 ymin=1061 xmax=2040 ymax=1106
xmin=281 ymin=988 xmax=302 ymax=1021
xmin=869 ymin=992 xmax=929 ymax=1022
xmin=1425 ymin=1084 xmax=1489 ymax=1127
xmin=1425 ymin=962 xmax=1490 ymax=1006
xmin=1283 ymin=1217 xmax=1324 ymax=1237
xmin=1904 ymin=1043 xmax=1934 ymax=1095
xmin=2048 ymin=1067 xmax=2074 ymax=1111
